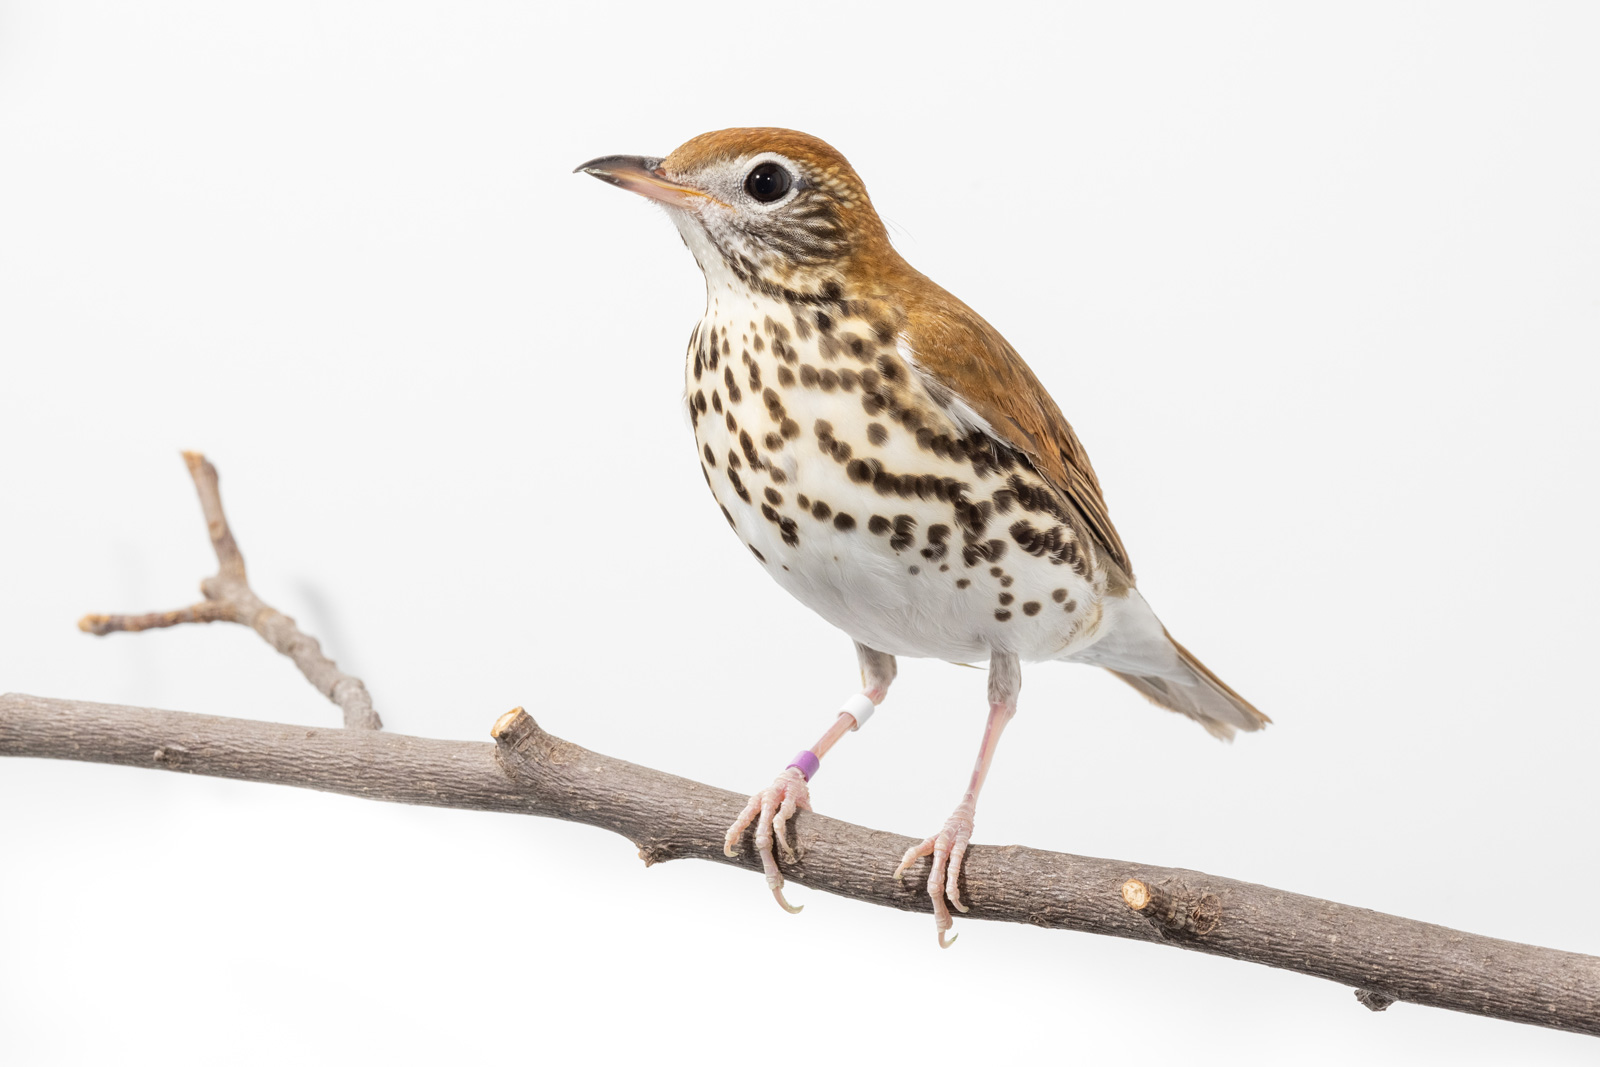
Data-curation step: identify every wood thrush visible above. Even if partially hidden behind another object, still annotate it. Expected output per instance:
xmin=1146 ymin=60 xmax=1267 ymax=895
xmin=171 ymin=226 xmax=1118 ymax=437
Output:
xmin=578 ymin=128 xmax=1268 ymax=945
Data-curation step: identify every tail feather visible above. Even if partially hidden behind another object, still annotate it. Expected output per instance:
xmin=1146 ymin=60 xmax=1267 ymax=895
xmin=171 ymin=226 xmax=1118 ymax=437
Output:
xmin=1110 ymin=631 xmax=1269 ymax=741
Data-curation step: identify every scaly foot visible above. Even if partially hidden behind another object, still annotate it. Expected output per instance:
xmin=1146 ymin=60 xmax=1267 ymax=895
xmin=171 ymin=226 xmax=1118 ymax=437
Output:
xmin=893 ymin=807 xmax=976 ymax=947
xmin=724 ymin=767 xmax=811 ymax=913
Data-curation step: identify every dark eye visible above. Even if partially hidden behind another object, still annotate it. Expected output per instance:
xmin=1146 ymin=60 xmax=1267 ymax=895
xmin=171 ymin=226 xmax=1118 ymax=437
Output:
xmin=744 ymin=162 xmax=793 ymax=203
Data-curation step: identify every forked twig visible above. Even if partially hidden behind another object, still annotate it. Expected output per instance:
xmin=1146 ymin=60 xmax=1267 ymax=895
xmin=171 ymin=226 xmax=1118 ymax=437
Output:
xmin=77 ymin=452 xmax=381 ymax=730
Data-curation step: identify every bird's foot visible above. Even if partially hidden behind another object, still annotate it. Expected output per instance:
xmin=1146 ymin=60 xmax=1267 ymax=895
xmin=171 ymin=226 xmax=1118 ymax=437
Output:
xmin=724 ymin=767 xmax=812 ymax=914
xmin=893 ymin=807 xmax=976 ymax=948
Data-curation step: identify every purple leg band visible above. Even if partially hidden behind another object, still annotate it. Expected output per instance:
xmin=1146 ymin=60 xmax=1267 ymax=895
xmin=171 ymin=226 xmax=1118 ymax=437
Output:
xmin=787 ymin=750 xmax=821 ymax=781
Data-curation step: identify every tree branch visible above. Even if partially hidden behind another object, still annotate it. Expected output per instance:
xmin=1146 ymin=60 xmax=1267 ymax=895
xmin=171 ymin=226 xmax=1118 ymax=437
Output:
xmin=2 ymin=691 xmax=1596 ymax=1037
xmin=76 ymin=452 xmax=381 ymax=730
xmin=28 ymin=455 xmax=1600 ymax=1039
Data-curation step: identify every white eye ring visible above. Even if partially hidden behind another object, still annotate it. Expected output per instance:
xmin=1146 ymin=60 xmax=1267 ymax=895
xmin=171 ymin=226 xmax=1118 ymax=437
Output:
xmin=738 ymin=152 xmax=801 ymax=207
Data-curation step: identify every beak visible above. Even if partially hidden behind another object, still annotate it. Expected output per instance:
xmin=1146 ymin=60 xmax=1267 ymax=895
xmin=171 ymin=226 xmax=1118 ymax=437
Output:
xmin=574 ymin=154 xmax=714 ymax=209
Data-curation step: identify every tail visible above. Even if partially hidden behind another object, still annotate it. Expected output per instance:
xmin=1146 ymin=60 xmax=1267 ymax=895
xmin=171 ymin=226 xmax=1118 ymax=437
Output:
xmin=1065 ymin=589 xmax=1269 ymax=740
xmin=1110 ymin=633 xmax=1269 ymax=740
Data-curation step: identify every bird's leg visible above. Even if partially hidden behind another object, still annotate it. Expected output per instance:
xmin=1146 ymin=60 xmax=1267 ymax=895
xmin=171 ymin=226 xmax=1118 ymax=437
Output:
xmin=894 ymin=649 xmax=1020 ymax=947
xmin=724 ymin=642 xmax=896 ymax=913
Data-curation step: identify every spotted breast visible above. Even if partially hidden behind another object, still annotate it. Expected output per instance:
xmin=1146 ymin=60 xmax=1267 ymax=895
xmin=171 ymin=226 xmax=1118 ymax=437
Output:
xmin=685 ymin=268 xmax=1109 ymax=665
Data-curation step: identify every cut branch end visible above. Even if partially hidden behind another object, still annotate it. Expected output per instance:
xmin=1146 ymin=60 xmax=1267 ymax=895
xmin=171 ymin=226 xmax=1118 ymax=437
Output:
xmin=491 ymin=707 xmax=530 ymax=741
xmin=1121 ymin=876 xmax=1222 ymax=937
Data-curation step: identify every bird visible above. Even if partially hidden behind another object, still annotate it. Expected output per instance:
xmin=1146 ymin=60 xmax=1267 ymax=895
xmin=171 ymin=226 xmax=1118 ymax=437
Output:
xmin=576 ymin=128 xmax=1268 ymax=946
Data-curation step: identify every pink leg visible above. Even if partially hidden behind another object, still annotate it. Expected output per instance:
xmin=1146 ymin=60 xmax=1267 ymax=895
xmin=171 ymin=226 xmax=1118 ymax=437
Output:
xmin=893 ymin=650 xmax=1020 ymax=947
xmin=724 ymin=642 xmax=896 ymax=912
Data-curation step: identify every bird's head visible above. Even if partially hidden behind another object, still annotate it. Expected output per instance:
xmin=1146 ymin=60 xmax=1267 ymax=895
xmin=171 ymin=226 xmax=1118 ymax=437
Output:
xmin=577 ymin=128 xmax=898 ymax=304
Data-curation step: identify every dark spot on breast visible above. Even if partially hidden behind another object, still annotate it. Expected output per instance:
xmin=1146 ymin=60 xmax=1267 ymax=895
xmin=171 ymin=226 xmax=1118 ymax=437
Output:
xmin=693 ymin=352 xmax=703 ymax=380
xmin=876 ymin=356 xmax=900 ymax=381
xmin=1063 ymin=599 xmax=1077 ymax=613
xmin=776 ymin=365 xmax=795 ymax=386
xmin=810 ymin=500 xmax=832 ymax=520
xmin=908 ymin=566 xmax=920 ymax=575
xmin=764 ymin=487 xmax=783 ymax=506
xmin=725 ymin=412 xmax=737 ymax=432
xmin=780 ymin=418 xmax=800 ymax=439
xmin=694 ymin=390 xmax=707 ymax=413
xmin=727 ymin=469 xmax=751 ymax=503
xmin=816 ymin=311 xmax=833 ymax=333
xmin=847 ymin=459 xmax=873 ymax=483
xmin=833 ymin=512 xmax=856 ymax=531
xmin=800 ymin=364 xmax=819 ymax=387
xmin=866 ymin=422 xmax=888 ymax=446
xmin=998 ymin=592 xmax=1015 ymax=606
xmin=954 ymin=499 xmax=994 ymax=538
xmin=889 ymin=514 xmax=917 ymax=552
xmin=740 ymin=430 xmax=760 ymax=467
xmin=872 ymin=320 xmax=894 ymax=344
xmin=723 ymin=367 xmax=742 ymax=404
xmin=727 ymin=449 xmax=741 ymax=470
xmin=956 ymin=578 xmax=971 ymax=589
xmin=1052 ymin=589 xmax=1068 ymax=603
xmin=1023 ymin=601 xmax=1041 ymax=616
xmin=748 ymin=544 xmax=766 ymax=562
xmin=704 ymin=444 xmax=716 ymax=466
xmin=839 ymin=369 xmax=859 ymax=391
xmin=793 ymin=314 xmax=812 ymax=341
xmin=720 ymin=505 xmax=736 ymax=528
xmin=868 ymin=515 xmax=891 ymax=535
xmin=712 ymin=391 xmax=723 ymax=413
xmin=962 ymin=539 xmax=1008 ymax=567
xmin=994 ymin=610 xmax=1012 ymax=622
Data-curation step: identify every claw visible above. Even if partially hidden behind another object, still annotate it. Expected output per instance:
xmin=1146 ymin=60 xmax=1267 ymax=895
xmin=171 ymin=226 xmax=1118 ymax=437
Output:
xmin=898 ymin=810 xmax=976 ymax=943
xmin=772 ymin=885 xmax=804 ymax=914
xmin=893 ymin=836 xmax=935 ymax=882
xmin=725 ymin=767 xmax=812 ymax=914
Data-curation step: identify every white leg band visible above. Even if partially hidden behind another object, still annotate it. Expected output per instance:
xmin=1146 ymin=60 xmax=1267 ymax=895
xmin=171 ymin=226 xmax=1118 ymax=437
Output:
xmin=840 ymin=692 xmax=876 ymax=730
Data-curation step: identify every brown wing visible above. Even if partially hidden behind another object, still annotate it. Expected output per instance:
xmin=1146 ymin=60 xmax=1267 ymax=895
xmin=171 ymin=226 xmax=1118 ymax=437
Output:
xmin=900 ymin=288 xmax=1134 ymax=580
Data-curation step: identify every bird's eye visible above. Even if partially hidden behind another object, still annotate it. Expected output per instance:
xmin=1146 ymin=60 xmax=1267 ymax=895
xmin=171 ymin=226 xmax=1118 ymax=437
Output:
xmin=744 ymin=162 xmax=793 ymax=203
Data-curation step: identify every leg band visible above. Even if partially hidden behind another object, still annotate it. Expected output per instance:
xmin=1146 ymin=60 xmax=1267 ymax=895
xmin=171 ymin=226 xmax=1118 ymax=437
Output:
xmin=840 ymin=692 xmax=876 ymax=730
xmin=786 ymin=750 xmax=821 ymax=781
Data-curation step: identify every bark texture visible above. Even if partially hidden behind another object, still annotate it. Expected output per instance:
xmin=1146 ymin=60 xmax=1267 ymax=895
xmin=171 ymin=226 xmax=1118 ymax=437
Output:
xmin=4 ymin=692 xmax=1596 ymax=1038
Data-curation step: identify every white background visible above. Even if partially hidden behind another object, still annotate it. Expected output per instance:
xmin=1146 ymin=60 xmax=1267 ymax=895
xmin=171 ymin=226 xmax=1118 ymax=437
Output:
xmin=3 ymin=2 xmax=1597 ymax=1063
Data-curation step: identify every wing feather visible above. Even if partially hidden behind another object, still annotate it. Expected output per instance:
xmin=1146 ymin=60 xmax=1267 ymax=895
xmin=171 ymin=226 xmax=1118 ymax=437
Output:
xmin=899 ymin=291 xmax=1134 ymax=580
